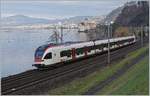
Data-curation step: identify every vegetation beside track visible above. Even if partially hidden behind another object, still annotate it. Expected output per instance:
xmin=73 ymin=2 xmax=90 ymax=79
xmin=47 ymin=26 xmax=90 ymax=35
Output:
xmin=97 ymin=55 xmax=149 ymax=95
xmin=48 ymin=45 xmax=149 ymax=95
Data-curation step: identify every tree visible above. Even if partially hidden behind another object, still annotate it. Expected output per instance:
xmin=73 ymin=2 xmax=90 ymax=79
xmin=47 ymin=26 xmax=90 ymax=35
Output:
xmin=114 ymin=27 xmax=130 ymax=37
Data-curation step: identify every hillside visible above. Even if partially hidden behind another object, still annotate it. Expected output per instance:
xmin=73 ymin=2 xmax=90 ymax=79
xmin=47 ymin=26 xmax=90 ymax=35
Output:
xmin=102 ymin=6 xmax=123 ymax=24
xmin=115 ymin=1 xmax=149 ymax=26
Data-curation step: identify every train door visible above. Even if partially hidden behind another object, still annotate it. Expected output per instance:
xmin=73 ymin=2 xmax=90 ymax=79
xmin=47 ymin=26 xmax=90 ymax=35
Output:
xmin=84 ymin=46 xmax=88 ymax=56
xmin=43 ymin=52 xmax=53 ymax=65
xmin=71 ymin=48 xmax=76 ymax=60
xmin=52 ymin=49 xmax=60 ymax=64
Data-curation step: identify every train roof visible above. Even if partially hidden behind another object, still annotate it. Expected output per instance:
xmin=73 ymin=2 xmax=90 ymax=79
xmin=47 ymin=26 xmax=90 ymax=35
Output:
xmin=37 ymin=41 xmax=85 ymax=50
xmin=37 ymin=36 xmax=135 ymax=50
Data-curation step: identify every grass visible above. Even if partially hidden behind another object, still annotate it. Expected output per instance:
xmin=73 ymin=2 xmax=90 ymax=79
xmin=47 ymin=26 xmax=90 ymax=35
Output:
xmin=48 ymin=46 xmax=149 ymax=95
xmin=97 ymin=56 xmax=149 ymax=95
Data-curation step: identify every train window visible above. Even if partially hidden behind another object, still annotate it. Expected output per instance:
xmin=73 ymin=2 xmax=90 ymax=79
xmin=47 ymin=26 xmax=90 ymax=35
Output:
xmin=102 ymin=44 xmax=107 ymax=48
xmin=67 ymin=50 xmax=71 ymax=57
xmin=35 ymin=44 xmax=50 ymax=58
xmin=88 ymin=50 xmax=91 ymax=52
xmin=76 ymin=48 xmax=84 ymax=55
xmin=87 ymin=46 xmax=94 ymax=52
xmin=110 ymin=42 xmax=115 ymax=46
xmin=99 ymin=45 xmax=102 ymax=50
xmin=95 ymin=45 xmax=98 ymax=49
xmin=90 ymin=46 xmax=94 ymax=50
xmin=35 ymin=51 xmax=44 ymax=58
xmin=76 ymin=48 xmax=80 ymax=55
xmin=60 ymin=51 xmax=66 ymax=57
xmin=60 ymin=50 xmax=71 ymax=57
xmin=95 ymin=45 xmax=101 ymax=49
xmin=44 ymin=52 xmax=52 ymax=59
xmin=86 ymin=46 xmax=90 ymax=52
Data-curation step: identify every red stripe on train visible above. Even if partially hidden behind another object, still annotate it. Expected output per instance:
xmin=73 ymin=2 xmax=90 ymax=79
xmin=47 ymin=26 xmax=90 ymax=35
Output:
xmin=35 ymin=58 xmax=42 ymax=62
xmin=72 ymin=48 xmax=76 ymax=60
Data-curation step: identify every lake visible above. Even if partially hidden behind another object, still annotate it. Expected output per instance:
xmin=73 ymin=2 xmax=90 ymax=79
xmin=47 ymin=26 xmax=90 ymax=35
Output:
xmin=0 ymin=28 xmax=88 ymax=77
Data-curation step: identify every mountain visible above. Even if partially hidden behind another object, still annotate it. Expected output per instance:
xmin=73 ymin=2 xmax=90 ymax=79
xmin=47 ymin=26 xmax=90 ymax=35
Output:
xmin=114 ymin=1 xmax=149 ymax=26
xmin=85 ymin=1 xmax=149 ymax=39
xmin=102 ymin=6 xmax=123 ymax=24
xmin=1 ymin=15 xmax=53 ymax=26
xmin=1 ymin=15 xmax=104 ymax=26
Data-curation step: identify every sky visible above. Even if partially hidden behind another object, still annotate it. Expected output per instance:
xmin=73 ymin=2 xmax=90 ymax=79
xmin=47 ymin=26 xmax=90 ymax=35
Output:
xmin=1 ymin=0 xmax=135 ymax=19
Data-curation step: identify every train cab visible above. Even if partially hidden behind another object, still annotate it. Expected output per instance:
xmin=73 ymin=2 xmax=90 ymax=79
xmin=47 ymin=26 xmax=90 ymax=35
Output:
xmin=33 ymin=44 xmax=55 ymax=68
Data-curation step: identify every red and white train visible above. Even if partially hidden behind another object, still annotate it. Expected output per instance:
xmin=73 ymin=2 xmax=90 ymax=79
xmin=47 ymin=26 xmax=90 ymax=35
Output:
xmin=33 ymin=36 xmax=136 ymax=68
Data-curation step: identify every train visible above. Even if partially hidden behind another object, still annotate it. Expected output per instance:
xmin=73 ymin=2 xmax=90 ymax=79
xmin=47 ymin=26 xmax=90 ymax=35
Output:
xmin=33 ymin=36 xmax=136 ymax=68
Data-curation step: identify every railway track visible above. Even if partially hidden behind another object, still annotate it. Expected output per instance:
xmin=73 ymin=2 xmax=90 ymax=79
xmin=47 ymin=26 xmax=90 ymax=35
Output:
xmin=2 ymin=40 xmax=148 ymax=95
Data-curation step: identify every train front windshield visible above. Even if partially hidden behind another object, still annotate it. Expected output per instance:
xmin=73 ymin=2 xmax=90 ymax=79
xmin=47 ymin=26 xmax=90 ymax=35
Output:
xmin=35 ymin=45 xmax=49 ymax=58
xmin=35 ymin=51 xmax=44 ymax=58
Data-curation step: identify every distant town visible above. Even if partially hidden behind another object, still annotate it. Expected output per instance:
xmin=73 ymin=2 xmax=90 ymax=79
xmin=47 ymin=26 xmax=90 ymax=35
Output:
xmin=1 ymin=15 xmax=102 ymax=31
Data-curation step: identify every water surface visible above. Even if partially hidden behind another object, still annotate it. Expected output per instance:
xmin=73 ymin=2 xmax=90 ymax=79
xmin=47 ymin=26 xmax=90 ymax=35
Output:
xmin=0 ymin=28 xmax=88 ymax=77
